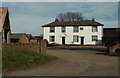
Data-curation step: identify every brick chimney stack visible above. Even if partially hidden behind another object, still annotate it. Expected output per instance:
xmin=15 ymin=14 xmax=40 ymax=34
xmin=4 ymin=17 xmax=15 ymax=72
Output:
xmin=92 ymin=18 xmax=95 ymax=22
xmin=55 ymin=18 xmax=59 ymax=22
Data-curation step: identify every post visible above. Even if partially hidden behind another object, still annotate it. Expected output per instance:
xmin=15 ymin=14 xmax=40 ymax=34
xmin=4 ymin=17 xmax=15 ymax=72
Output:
xmin=42 ymin=39 xmax=47 ymax=59
xmin=2 ymin=29 xmax=5 ymax=43
xmin=39 ymin=40 xmax=41 ymax=53
xmin=7 ymin=31 xmax=11 ymax=43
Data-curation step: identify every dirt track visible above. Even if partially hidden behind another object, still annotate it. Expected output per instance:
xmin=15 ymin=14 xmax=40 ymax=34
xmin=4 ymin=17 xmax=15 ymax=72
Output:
xmin=5 ymin=46 xmax=118 ymax=76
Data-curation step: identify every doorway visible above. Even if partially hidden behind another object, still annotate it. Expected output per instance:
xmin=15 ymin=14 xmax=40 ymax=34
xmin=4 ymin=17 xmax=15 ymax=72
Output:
xmin=62 ymin=37 xmax=65 ymax=45
xmin=81 ymin=37 xmax=84 ymax=45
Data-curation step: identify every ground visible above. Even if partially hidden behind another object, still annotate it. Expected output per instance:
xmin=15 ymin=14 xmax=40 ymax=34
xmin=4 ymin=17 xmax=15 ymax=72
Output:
xmin=5 ymin=46 xmax=118 ymax=76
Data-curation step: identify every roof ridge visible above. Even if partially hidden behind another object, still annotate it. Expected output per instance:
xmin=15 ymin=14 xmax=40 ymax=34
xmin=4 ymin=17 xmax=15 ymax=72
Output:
xmin=42 ymin=19 xmax=104 ymax=27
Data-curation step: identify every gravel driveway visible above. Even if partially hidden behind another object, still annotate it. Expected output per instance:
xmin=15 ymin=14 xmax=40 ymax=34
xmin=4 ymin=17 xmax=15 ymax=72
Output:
xmin=5 ymin=46 xmax=118 ymax=76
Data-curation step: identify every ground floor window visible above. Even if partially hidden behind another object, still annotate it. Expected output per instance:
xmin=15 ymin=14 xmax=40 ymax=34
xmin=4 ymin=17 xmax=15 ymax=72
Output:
xmin=92 ymin=35 xmax=98 ymax=41
xmin=49 ymin=36 xmax=55 ymax=42
xmin=73 ymin=35 xmax=79 ymax=42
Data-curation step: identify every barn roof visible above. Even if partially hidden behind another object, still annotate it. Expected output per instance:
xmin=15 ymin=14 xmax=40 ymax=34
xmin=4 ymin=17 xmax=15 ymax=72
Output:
xmin=26 ymin=34 xmax=32 ymax=39
xmin=10 ymin=33 xmax=26 ymax=39
xmin=0 ymin=7 xmax=9 ymax=32
xmin=42 ymin=19 xmax=104 ymax=27
xmin=10 ymin=33 xmax=33 ymax=40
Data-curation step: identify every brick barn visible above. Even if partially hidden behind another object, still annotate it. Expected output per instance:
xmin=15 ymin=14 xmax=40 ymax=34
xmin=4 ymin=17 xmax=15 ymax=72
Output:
xmin=10 ymin=33 xmax=33 ymax=43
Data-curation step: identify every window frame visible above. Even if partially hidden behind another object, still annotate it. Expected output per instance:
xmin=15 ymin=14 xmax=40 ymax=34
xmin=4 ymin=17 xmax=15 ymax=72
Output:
xmin=92 ymin=26 xmax=98 ymax=32
xmin=80 ymin=27 xmax=83 ymax=30
xmin=49 ymin=36 xmax=55 ymax=42
xmin=73 ymin=26 xmax=79 ymax=33
xmin=61 ymin=26 xmax=66 ymax=33
xmin=50 ymin=26 xmax=55 ymax=33
xmin=92 ymin=35 xmax=98 ymax=41
xmin=73 ymin=35 xmax=79 ymax=42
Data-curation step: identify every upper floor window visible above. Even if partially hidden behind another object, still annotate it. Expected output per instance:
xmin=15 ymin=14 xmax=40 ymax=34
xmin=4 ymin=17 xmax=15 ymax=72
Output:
xmin=49 ymin=36 xmax=55 ymax=42
xmin=92 ymin=35 xmax=98 ymax=41
xmin=73 ymin=26 xmax=79 ymax=32
xmin=50 ymin=27 xmax=55 ymax=33
xmin=92 ymin=26 xmax=97 ymax=32
xmin=73 ymin=35 xmax=79 ymax=42
xmin=61 ymin=26 xmax=66 ymax=32
xmin=80 ymin=27 xmax=83 ymax=30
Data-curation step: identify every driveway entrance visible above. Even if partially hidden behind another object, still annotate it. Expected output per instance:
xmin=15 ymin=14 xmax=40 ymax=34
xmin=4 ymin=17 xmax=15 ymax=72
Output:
xmin=6 ymin=46 xmax=118 ymax=76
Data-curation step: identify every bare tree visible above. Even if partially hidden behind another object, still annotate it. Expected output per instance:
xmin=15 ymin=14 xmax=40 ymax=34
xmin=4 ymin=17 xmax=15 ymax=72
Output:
xmin=56 ymin=12 xmax=84 ymax=21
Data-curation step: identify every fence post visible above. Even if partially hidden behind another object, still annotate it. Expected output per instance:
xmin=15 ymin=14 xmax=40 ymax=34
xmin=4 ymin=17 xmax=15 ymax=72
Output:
xmin=39 ymin=39 xmax=47 ymax=54
xmin=39 ymin=40 xmax=41 ymax=53
xmin=42 ymin=39 xmax=47 ymax=59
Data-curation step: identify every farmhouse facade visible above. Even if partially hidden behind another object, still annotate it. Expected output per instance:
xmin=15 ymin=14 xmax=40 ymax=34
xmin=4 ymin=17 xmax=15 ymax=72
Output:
xmin=42 ymin=18 xmax=104 ymax=45
xmin=0 ymin=7 xmax=11 ymax=43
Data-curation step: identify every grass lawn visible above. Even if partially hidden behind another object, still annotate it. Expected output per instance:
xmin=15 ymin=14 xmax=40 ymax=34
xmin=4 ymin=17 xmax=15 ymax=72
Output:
xmin=2 ymin=47 xmax=57 ymax=73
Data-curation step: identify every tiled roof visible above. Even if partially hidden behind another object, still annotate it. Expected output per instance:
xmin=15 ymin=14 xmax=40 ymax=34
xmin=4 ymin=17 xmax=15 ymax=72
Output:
xmin=42 ymin=19 xmax=104 ymax=27
xmin=10 ymin=33 xmax=26 ymax=39
xmin=0 ymin=7 xmax=8 ymax=32
xmin=10 ymin=33 xmax=33 ymax=40
xmin=26 ymin=34 xmax=32 ymax=39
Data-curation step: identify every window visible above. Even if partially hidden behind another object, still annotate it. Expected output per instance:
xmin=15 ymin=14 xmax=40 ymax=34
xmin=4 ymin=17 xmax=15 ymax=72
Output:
xmin=92 ymin=26 xmax=97 ymax=32
xmin=92 ymin=35 xmax=98 ymax=41
xmin=49 ymin=36 xmax=55 ymax=42
xmin=50 ymin=27 xmax=55 ymax=32
xmin=61 ymin=26 xmax=66 ymax=32
xmin=73 ymin=35 xmax=79 ymax=42
xmin=73 ymin=26 xmax=79 ymax=32
xmin=80 ymin=27 xmax=83 ymax=30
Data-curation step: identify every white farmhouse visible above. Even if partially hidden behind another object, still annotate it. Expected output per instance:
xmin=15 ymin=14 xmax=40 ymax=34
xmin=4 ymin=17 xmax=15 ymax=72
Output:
xmin=42 ymin=18 xmax=104 ymax=45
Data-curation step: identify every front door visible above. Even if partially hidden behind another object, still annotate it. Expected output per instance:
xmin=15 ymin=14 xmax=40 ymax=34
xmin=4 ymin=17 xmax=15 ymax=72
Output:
xmin=81 ymin=37 xmax=84 ymax=45
xmin=62 ymin=37 xmax=65 ymax=45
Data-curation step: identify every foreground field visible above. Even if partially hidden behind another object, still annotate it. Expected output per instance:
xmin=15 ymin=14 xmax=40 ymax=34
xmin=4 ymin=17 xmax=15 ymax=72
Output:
xmin=5 ymin=46 xmax=118 ymax=76
xmin=3 ymin=47 xmax=57 ymax=73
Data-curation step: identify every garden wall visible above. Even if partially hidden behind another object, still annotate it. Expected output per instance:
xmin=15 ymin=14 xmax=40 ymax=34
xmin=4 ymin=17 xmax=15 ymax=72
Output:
xmin=3 ymin=39 xmax=47 ymax=54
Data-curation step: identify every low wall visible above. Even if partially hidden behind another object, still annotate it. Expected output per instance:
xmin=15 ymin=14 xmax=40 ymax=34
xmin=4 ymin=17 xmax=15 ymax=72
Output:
xmin=107 ymin=43 xmax=120 ymax=55
xmin=3 ymin=39 xmax=47 ymax=53
xmin=3 ymin=43 xmax=39 ymax=53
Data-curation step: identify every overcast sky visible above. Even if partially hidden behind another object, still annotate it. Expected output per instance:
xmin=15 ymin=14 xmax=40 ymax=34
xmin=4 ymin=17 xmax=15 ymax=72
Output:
xmin=2 ymin=2 xmax=119 ymax=36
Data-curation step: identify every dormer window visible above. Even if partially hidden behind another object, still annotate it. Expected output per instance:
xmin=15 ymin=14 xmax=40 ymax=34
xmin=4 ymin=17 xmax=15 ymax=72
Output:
xmin=50 ymin=27 xmax=55 ymax=33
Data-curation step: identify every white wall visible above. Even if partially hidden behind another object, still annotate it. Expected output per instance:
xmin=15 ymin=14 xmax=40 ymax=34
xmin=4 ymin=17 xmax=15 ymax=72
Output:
xmin=43 ymin=26 xmax=103 ymax=45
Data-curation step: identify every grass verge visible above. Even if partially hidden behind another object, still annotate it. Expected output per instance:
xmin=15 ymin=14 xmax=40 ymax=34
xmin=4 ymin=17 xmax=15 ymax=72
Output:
xmin=2 ymin=47 xmax=57 ymax=73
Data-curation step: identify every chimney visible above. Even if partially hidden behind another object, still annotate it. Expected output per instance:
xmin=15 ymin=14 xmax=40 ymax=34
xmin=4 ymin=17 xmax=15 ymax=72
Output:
xmin=92 ymin=18 xmax=95 ymax=22
xmin=55 ymin=18 xmax=59 ymax=22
